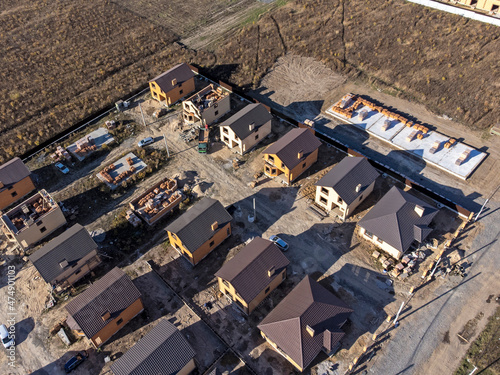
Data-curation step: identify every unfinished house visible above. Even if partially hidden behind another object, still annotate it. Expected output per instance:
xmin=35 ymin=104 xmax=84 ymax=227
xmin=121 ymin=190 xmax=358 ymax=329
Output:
xmin=219 ymin=103 xmax=272 ymax=155
xmin=315 ymin=157 xmax=379 ymax=221
xmin=129 ymin=177 xmax=182 ymax=226
xmin=0 ymin=157 xmax=36 ymax=210
xmin=65 ymin=267 xmax=143 ymax=348
xmin=182 ymin=84 xmax=230 ymax=126
xmin=111 ymin=319 xmax=196 ymax=375
xmin=1 ymin=190 xmax=67 ymax=250
xmin=258 ymin=275 xmax=353 ymax=372
xmin=263 ymin=128 xmax=322 ymax=185
xmin=458 ymin=0 xmax=500 ymax=13
xmin=29 ymin=224 xmax=101 ymax=293
xmin=149 ymin=63 xmax=196 ymax=105
xmin=358 ymin=186 xmax=438 ymax=259
xmin=215 ymin=237 xmax=290 ymax=315
xmin=166 ymin=197 xmax=232 ymax=266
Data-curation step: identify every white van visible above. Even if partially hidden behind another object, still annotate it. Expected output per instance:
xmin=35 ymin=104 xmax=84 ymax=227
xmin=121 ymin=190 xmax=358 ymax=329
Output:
xmin=0 ymin=324 xmax=14 ymax=349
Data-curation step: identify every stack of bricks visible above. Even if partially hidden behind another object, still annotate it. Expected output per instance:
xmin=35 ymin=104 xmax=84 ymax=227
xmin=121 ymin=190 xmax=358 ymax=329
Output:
xmin=444 ymin=138 xmax=457 ymax=149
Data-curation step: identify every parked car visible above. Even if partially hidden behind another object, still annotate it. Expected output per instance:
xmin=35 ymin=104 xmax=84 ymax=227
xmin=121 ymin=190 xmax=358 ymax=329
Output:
xmin=54 ymin=162 xmax=69 ymax=174
xmin=64 ymin=351 xmax=88 ymax=373
xmin=269 ymin=235 xmax=289 ymax=251
xmin=0 ymin=324 xmax=14 ymax=349
xmin=137 ymin=137 xmax=154 ymax=147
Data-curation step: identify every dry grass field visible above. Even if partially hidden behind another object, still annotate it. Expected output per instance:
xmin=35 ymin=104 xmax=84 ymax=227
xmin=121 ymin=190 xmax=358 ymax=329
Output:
xmin=0 ymin=0 xmax=214 ymax=162
xmin=0 ymin=0 xmax=498 ymax=163
xmin=213 ymin=0 xmax=500 ymax=129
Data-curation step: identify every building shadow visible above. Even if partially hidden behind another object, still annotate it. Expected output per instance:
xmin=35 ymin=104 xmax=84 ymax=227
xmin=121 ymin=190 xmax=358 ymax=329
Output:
xmin=15 ymin=317 xmax=35 ymax=345
xmin=229 ymin=187 xmax=299 ymax=242
xmin=31 ymin=349 xmax=100 ymax=375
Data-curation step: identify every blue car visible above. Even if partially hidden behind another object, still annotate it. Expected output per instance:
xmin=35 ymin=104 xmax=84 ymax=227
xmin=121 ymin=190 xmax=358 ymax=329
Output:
xmin=269 ymin=235 xmax=289 ymax=251
xmin=64 ymin=351 xmax=88 ymax=373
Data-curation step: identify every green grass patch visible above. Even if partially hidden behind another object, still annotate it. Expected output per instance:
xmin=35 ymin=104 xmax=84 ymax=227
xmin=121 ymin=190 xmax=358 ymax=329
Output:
xmin=455 ymin=306 xmax=500 ymax=375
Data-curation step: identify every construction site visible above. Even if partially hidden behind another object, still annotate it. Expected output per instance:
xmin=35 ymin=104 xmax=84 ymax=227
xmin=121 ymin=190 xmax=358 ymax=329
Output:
xmin=0 ymin=189 xmax=66 ymax=250
xmin=0 ymin=66 xmax=498 ymax=375
xmin=326 ymin=93 xmax=487 ymax=180
xmin=66 ymin=128 xmax=115 ymax=161
xmin=182 ymin=84 xmax=231 ymax=125
xmin=96 ymin=152 xmax=147 ymax=189
xmin=128 ymin=177 xmax=183 ymax=226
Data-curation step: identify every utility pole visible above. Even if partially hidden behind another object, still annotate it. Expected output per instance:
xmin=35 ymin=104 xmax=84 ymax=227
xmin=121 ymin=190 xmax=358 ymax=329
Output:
xmin=163 ymin=134 xmax=170 ymax=158
xmin=475 ymin=184 xmax=500 ymax=222
xmin=393 ymin=300 xmax=405 ymax=327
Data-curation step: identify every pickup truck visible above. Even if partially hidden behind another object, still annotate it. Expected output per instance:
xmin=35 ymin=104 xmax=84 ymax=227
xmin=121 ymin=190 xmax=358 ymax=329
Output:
xmin=198 ymin=128 xmax=209 ymax=154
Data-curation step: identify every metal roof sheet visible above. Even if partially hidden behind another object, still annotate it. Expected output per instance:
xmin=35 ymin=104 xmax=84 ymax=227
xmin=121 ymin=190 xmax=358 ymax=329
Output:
xmin=166 ymin=198 xmax=232 ymax=253
xmin=110 ymin=319 xmax=196 ymax=375
xmin=29 ymin=224 xmax=98 ymax=283
xmin=149 ymin=63 xmax=195 ymax=94
xmin=0 ymin=157 xmax=31 ymax=187
xmin=65 ymin=267 xmax=142 ymax=338
xmin=315 ymin=157 xmax=379 ymax=205
xmin=263 ymin=128 xmax=321 ymax=170
xmin=258 ymin=276 xmax=352 ymax=369
xmin=358 ymin=186 xmax=438 ymax=253
xmin=220 ymin=103 xmax=272 ymax=140
xmin=215 ymin=237 xmax=289 ymax=303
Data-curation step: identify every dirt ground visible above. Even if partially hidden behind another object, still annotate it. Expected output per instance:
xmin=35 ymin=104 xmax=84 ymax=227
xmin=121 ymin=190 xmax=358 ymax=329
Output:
xmin=0 ymin=78 xmax=486 ymax=375
xmin=249 ymin=54 xmax=500 ymax=212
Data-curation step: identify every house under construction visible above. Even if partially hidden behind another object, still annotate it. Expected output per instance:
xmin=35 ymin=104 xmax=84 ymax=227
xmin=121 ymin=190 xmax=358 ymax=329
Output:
xmin=1 ymin=190 xmax=67 ymax=250
xmin=129 ymin=177 xmax=183 ymax=226
xmin=182 ymin=84 xmax=230 ymax=126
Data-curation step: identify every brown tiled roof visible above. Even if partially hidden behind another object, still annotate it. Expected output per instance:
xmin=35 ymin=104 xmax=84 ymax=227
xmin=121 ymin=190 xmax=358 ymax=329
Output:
xmin=149 ymin=63 xmax=195 ymax=94
xmin=110 ymin=319 xmax=196 ymax=375
xmin=258 ymin=275 xmax=353 ymax=370
xmin=215 ymin=237 xmax=289 ymax=304
xmin=316 ymin=157 xmax=379 ymax=205
xmin=166 ymin=197 xmax=232 ymax=253
xmin=0 ymin=157 xmax=31 ymax=188
xmin=358 ymin=186 xmax=438 ymax=253
xmin=29 ymin=224 xmax=98 ymax=283
xmin=263 ymin=128 xmax=321 ymax=170
xmin=65 ymin=267 xmax=141 ymax=338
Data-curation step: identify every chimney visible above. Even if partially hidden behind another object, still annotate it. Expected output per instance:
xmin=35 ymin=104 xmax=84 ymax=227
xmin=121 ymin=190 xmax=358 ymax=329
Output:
xmin=414 ymin=205 xmax=424 ymax=217
xmin=297 ymin=150 xmax=304 ymax=159
xmin=59 ymin=259 xmax=69 ymax=269
xmin=171 ymin=78 xmax=177 ymax=86
xmin=306 ymin=325 xmax=315 ymax=337
xmin=211 ymin=221 xmax=218 ymax=231
xmin=101 ymin=311 xmax=111 ymax=321
xmin=249 ymin=122 xmax=255 ymax=131
xmin=0 ymin=181 xmax=3 ymax=189
xmin=355 ymin=184 xmax=362 ymax=193
xmin=267 ymin=266 xmax=276 ymax=277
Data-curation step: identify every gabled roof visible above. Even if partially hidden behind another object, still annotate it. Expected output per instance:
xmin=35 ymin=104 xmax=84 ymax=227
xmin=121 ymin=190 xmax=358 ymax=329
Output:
xmin=358 ymin=186 xmax=438 ymax=253
xmin=258 ymin=276 xmax=353 ymax=370
xmin=0 ymin=157 xmax=31 ymax=188
xmin=65 ymin=267 xmax=141 ymax=338
xmin=149 ymin=63 xmax=195 ymax=94
xmin=29 ymin=224 xmax=98 ymax=283
xmin=166 ymin=197 xmax=232 ymax=252
xmin=316 ymin=157 xmax=379 ymax=205
xmin=215 ymin=237 xmax=289 ymax=303
xmin=263 ymin=128 xmax=321 ymax=170
xmin=220 ymin=104 xmax=272 ymax=140
xmin=110 ymin=320 xmax=196 ymax=375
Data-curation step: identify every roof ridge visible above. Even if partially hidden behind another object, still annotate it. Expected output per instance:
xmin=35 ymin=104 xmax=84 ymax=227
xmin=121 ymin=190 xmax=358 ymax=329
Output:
xmin=226 ymin=241 xmax=276 ymax=281
xmin=31 ymin=225 xmax=85 ymax=262
xmin=71 ymin=270 xmax=127 ymax=314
